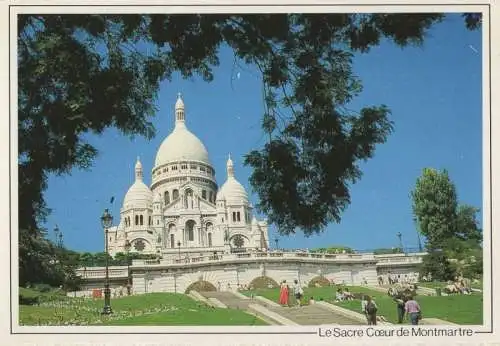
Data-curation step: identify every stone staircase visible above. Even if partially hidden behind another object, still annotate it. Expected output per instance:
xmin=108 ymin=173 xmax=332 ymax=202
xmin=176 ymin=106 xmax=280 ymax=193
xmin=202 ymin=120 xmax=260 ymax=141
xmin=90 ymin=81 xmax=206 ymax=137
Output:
xmin=266 ymin=304 xmax=358 ymax=325
xmin=198 ymin=291 xmax=359 ymax=325
xmin=201 ymin=291 xmax=254 ymax=310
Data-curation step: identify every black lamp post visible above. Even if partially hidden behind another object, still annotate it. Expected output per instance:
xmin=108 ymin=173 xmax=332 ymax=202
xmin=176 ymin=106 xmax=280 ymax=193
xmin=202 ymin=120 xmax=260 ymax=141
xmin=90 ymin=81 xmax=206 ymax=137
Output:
xmin=58 ymin=232 xmax=64 ymax=248
xmin=124 ymin=240 xmax=132 ymax=295
xmin=54 ymin=225 xmax=61 ymax=247
xmin=396 ymin=232 xmax=403 ymax=253
xmin=274 ymin=237 xmax=279 ymax=250
xmin=101 ymin=208 xmax=113 ymax=315
xmin=177 ymin=240 xmax=181 ymax=259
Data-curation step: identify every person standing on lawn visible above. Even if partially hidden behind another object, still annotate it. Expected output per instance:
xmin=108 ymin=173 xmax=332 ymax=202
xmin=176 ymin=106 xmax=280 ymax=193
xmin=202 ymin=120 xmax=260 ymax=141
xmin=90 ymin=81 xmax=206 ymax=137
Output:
xmin=405 ymin=295 xmax=422 ymax=325
xmin=394 ymin=293 xmax=408 ymax=323
xmin=362 ymin=295 xmax=378 ymax=325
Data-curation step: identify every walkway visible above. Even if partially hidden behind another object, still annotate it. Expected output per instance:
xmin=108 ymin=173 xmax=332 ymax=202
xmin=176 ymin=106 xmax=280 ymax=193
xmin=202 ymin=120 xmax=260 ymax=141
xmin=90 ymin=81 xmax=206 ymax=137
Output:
xmin=199 ymin=291 xmax=359 ymax=325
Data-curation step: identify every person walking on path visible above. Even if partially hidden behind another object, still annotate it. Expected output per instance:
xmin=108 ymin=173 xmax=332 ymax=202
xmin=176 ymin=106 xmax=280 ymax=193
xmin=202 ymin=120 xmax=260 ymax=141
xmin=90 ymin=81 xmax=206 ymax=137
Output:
xmin=278 ymin=280 xmax=289 ymax=306
xmin=394 ymin=293 xmax=408 ymax=323
xmin=362 ymin=295 xmax=378 ymax=325
xmin=405 ymin=296 xmax=422 ymax=325
xmin=293 ymin=279 xmax=304 ymax=307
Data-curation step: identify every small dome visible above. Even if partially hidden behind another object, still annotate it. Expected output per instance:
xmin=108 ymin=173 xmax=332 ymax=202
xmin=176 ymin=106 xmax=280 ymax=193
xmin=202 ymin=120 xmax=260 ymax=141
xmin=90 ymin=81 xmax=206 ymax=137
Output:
xmin=217 ymin=154 xmax=248 ymax=204
xmin=123 ymin=181 xmax=152 ymax=208
xmin=123 ymin=158 xmax=153 ymax=209
xmin=154 ymin=94 xmax=211 ymax=167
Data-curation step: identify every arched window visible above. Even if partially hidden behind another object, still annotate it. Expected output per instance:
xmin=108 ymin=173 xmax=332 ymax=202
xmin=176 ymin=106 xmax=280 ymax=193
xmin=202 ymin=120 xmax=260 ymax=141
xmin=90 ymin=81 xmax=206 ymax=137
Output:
xmin=236 ymin=212 xmax=241 ymax=222
xmin=139 ymin=215 xmax=144 ymax=225
xmin=170 ymin=234 xmax=175 ymax=248
xmin=148 ymin=216 xmax=152 ymax=225
xmin=208 ymin=233 xmax=212 ymax=247
xmin=186 ymin=220 xmax=195 ymax=242
xmin=135 ymin=215 xmax=139 ymax=225
xmin=164 ymin=191 xmax=170 ymax=205
xmin=173 ymin=189 xmax=179 ymax=200
xmin=202 ymin=190 xmax=207 ymax=200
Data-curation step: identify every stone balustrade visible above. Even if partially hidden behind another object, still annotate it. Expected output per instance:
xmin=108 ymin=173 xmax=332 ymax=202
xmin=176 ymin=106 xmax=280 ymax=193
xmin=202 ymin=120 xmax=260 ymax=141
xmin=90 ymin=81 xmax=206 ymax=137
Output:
xmin=76 ymin=266 xmax=129 ymax=279
xmin=76 ymin=251 xmax=425 ymax=280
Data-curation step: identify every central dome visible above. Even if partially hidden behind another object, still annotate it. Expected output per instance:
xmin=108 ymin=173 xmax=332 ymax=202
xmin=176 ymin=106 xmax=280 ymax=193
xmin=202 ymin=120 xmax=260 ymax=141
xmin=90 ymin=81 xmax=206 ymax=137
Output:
xmin=154 ymin=94 xmax=211 ymax=168
xmin=155 ymin=126 xmax=210 ymax=167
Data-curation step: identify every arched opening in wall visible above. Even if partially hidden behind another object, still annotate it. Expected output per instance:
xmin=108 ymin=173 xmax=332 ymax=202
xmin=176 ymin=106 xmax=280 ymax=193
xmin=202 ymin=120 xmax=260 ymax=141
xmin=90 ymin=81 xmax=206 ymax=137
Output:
xmin=170 ymin=234 xmax=175 ymax=249
xmin=168 ymin=224 xmax=176 ymax=248
xmin=185 ymin=220 xmax=195 ymax=242
xmin=185 ymin=281 xmax=217 ymax=293
xmin=206 ymin=222 xmax=214 ymax=247
xmin=248 ymin=276 xmax=279 ymax=290
xmin=139 ymin=215 xmax=144 ymax=225
xmin=135 ymin=215 xmax=139 ymax=225
xmin=307 ymin=276 xmax=331 ymax=288
xmin=173 ymin=189 xmax=179 ymax=200
xmin=164 ymin=191 xmax=170 ymax=205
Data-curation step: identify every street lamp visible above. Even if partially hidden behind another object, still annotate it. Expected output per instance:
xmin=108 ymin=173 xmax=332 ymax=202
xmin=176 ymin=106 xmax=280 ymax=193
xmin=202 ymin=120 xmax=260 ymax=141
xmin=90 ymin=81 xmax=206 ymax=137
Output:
xmin=177 ymin=240 xmax=181 ymax=259
xmin=54 ymin=225 xmax=60 ymax=247
xmin=274 ymin=237 xmax=279 ymax=250
xmin=124 ymin=240 xmax=132 ymax=295
xmin=58 ymin=232 xmax=64 ymax=248
xmin=100 ymin=208 xmax=113 ymax=315
xmin=396 ymin=232 xmax=403 ymax=253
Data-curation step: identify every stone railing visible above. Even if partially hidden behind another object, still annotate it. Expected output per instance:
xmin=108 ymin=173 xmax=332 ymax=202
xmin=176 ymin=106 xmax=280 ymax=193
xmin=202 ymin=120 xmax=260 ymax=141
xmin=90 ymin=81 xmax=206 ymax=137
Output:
xmin=76 ymin=266 xmax=129 ymax=279
xmin=131 ymin=250 xmax=376 ymax=267
xmin=375 ymin=256 xmax=423 ymax=265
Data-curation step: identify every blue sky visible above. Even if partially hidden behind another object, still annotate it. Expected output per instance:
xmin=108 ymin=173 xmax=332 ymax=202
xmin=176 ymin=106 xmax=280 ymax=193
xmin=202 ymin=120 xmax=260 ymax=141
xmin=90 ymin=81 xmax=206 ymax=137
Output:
xmin=42 ymin=14 xmax=482 ymax=253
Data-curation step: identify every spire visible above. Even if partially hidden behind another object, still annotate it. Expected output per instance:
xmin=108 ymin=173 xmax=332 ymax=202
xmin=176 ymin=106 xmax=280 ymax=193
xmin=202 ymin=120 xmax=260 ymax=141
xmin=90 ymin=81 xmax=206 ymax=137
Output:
xmin=135 ymin=156 xmax=143 ymax=181
xmin=175 ymin=92 xmax=185 ymax=126
xmin=227 ymin=154 xmax=234 ymax=178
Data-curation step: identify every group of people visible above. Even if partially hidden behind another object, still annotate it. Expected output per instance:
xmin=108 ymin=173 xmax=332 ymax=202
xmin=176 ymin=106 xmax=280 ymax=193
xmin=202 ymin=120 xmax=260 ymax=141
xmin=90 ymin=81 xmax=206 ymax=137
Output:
xmin=360 ymin=294 xmax=421 ymax=326
xmin=335 ymin=288 xmax=355 ymax=302
xmin=444 ymin=277 xmax=472 ymax=295
xmin=378 ymin=272 xmax=418 ymax=286
xmin=278 ymin=279 xmax=304 ymax=307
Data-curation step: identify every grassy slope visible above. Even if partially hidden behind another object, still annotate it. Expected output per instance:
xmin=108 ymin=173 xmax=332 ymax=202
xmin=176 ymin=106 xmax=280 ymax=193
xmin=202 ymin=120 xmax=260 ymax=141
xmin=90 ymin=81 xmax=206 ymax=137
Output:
xmin=241 ymin=285 xmax=483 ymax=325
xmin=20 ymin=292 xmax=266 ymax=326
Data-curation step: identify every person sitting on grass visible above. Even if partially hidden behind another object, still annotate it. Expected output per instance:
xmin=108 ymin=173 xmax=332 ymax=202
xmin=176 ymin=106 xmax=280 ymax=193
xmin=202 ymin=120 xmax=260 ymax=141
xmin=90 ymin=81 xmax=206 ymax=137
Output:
xmin=343 ymin=288 xmax=354 ymax=301
xmin=335 ymin=288 xmax=344 ymax=302
xmin=309 ymin=296 xmax=315 ymax=305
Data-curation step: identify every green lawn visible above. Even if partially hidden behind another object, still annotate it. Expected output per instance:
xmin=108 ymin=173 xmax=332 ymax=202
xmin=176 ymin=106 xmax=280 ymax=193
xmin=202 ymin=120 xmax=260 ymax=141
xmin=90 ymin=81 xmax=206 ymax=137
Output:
xmin=241 ymin=285 xmax=483 ymax=325
xmin=20 ymin=292 xmax=266 ymax=326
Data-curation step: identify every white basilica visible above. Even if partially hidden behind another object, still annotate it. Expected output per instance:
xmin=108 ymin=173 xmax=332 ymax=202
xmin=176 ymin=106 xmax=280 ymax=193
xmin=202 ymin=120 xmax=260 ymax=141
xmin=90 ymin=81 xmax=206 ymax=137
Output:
xmin=106 ymin=94 xmax=270 ymax=259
